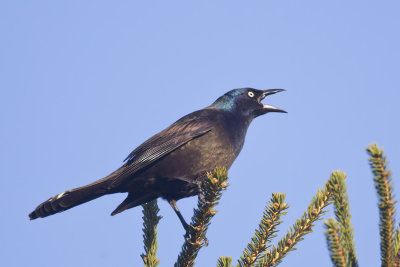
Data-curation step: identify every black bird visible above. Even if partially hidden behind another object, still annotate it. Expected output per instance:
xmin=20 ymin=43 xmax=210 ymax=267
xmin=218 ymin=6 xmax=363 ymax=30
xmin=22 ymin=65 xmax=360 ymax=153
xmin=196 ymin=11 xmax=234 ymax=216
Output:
xmin=29 ymin=88 xmax=286 ymax=230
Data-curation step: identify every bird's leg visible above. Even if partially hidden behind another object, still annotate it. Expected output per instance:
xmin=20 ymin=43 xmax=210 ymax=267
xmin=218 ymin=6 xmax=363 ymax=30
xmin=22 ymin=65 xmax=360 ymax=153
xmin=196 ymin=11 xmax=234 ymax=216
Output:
xmin=196 ymin=181 xmax=213 ymax=206
xmin=169 ymin=199 xmax=190 ymax=234
xmin=196 ymin=181 xmax=206 ymax=203
xmin=169 ymin=199 xmax=206 ymax=245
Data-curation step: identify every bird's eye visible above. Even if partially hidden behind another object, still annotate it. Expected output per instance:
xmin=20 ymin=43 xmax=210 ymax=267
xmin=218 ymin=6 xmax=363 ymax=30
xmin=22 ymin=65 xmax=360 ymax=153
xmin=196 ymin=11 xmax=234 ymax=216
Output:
xmin=248 ymin=91 xmax=255 ymax=98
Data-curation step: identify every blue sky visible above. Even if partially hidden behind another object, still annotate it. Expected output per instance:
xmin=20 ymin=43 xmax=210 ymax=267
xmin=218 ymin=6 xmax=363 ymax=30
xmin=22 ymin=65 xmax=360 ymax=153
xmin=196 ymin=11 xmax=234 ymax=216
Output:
xmin=1 ymin=1 xmax=400 ymax=266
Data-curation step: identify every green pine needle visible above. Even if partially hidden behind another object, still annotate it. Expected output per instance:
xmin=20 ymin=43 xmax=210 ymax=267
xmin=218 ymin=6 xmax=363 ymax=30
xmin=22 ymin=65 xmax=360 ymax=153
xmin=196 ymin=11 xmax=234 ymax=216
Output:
xmin=394 ymin=229 xmax=400 ymax=263
xmin=141 ymin=199 xmax=162 ymax=267
xmin=217 ymin=257 xmax=233 ymax=267
xmin=325 ymin=171 xmax=358 ymax=267
xmin=325 ymin=218 xmax=346 ymax=267
xmin=175 ymin=167 xmax=229 ymax=267
xmin=238 ymin=193 xmax=289 ymax=267
xmin=255 ymin=174 xmax=335 ymax=267
xmin=367 ymin=143 xmax=396 ymax=266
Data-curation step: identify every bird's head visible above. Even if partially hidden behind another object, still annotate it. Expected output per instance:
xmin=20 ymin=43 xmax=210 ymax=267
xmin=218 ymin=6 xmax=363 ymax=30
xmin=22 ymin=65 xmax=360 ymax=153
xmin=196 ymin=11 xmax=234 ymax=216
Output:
xmin=211 ymin=88 xmax=286 ymax=118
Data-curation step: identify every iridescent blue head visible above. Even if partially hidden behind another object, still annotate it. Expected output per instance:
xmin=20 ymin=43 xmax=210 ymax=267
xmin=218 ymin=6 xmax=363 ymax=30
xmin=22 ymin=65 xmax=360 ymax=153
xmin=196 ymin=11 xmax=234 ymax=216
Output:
xmin=210 ymin=88 xmax=286 ymax=118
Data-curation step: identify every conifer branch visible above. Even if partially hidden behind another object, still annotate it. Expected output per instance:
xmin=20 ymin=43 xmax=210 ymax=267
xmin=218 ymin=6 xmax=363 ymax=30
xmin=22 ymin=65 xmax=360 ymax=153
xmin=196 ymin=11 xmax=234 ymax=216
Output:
xmin=325 ymin=218 xmax=346 ymax=267
xmin=175 ymin=167 xmax=229 ymax=267
xmin=394 ymin=229 xmax=400 ymax=264
xmin=367 ymin=143 xmax=395 ymax=266
xmin=395 ymin=255 xmax=400 ymax=267
xmin=217 ymin=256 xmax=233 ymax=267
xmin=255 ymin=173 xmax=335 ymax=267
xmin=141 ymin=200 xmax=162 ymax=267
xmin=325 ymin=171 xmax=358 ymax=267
xmin=238 ymin=193 xmax=288 ymax=267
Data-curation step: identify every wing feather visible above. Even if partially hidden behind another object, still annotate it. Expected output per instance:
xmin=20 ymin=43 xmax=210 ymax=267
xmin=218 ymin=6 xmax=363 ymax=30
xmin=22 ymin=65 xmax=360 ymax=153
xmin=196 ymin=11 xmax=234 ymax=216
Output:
xmin=110 ymin=112 xmax=214 ymax=188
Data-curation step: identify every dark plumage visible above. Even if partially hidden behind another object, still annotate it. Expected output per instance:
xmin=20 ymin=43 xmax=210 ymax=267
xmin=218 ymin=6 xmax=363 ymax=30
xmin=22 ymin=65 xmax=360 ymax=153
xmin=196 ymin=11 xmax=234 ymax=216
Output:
xmin=29 ymin=88 xmax=286 ymax=230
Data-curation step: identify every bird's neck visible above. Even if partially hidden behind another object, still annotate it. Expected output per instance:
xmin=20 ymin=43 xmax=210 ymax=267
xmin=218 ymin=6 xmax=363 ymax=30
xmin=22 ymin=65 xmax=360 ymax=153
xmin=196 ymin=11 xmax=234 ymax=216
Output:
xmin=223 ymin=111 xmax=252 ymax=155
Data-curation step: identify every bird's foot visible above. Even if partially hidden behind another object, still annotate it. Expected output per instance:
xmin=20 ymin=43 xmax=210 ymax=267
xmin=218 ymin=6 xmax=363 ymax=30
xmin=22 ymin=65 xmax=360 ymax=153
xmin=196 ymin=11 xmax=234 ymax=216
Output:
xmin=184 ymin=236 xmax=197 ymax=246
xmin=184 ymin=230 xmax=190 ymax=239
xmin=198 ymin=193 xmax=212 ymax=206
xmin=198 ymin=192 xmax=206 ymax=203
xmin=184 ymin=232 xmax=209 ymax=247
xmin=183 ymin=224 xmax=208 ymax=247
xmin=197 ymin=183 xmax=209 ymax=205
xmin=202 ymin=236 xmax=209 ymax=247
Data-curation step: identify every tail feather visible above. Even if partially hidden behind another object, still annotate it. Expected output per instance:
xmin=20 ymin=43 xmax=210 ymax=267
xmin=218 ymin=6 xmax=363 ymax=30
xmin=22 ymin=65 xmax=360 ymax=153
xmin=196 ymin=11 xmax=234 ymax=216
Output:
xmin=29 ymin=176 xmax=113 ymax=220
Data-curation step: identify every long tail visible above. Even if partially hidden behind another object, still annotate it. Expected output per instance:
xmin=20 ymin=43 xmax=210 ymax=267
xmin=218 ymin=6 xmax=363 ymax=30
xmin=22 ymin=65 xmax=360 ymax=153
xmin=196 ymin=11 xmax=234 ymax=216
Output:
xmin=29 ymin=176 xmax=114 ymax=220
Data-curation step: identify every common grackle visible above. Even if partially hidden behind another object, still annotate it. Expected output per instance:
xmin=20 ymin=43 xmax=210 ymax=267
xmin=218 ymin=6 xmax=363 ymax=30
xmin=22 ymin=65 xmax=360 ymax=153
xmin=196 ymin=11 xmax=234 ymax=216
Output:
xmin=29 ymin=88 xmax=286 ymax=231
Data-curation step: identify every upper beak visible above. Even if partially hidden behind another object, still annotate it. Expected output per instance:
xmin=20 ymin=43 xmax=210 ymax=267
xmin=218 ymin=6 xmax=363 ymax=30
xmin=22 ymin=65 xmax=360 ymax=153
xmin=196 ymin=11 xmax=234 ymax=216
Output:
xmin=261 ymin=89 xmax=287 ymax=113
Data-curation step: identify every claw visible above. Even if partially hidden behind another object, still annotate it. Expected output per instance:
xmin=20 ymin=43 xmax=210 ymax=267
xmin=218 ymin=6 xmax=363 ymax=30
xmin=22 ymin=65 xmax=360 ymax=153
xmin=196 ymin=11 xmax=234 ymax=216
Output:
xmin=184 ymin=230 xmax=190 ymax=240
xmin=198 ymin=192 xmax=206 ymax=203
xmin=198 ymin=192 xmax=213 ymax=205
xmin=203 ymin=236 xmax=209 ymax=246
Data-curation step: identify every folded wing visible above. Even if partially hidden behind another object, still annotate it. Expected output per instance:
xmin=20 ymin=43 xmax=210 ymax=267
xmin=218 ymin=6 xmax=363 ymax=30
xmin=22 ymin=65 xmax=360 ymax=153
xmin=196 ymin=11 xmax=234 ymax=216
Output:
xmin=110 ymin=112 xmax=214 ymax=188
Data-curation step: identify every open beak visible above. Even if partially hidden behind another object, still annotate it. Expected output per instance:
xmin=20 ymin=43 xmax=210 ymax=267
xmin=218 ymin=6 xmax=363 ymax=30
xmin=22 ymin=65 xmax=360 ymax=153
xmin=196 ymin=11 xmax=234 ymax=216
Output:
xmin=260 ymin=89 xmax=287 ymax=113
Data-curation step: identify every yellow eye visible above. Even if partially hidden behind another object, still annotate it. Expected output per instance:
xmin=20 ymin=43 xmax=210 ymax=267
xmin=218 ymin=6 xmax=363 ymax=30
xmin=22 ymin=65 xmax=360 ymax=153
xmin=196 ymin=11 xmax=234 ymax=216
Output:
xmin=248 ymin=91 xmax=255 ymax=98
